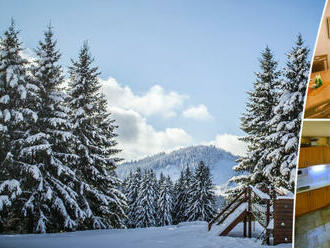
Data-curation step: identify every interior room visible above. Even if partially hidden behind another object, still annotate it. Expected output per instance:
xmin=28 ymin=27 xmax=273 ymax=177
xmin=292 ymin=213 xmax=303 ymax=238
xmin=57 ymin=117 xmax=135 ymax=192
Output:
xmin=295 ymin=120 xmax=330 ymax=247
xmin=305 ymin=1 xmax=330 ymax=118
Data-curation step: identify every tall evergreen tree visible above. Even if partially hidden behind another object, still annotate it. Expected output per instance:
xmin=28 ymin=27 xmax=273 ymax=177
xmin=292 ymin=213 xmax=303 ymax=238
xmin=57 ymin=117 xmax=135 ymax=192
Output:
xmin=125 ymin=168 xmax=142 ymax=228
xmin=182 ymin=166 xmax=193 ymax=220
xmin=0 ymin=21 xmax=36 ymax=233
xmin=121 ymin=171 xmax=131 ymax=226
xmin=150 ymin=169 xmax=159 ymax=205
xmin=121 ymin=172 xmax=130 ymax=195
xmin=0 ymin=25 xmax=82 ymax=233
xmin=23 ymin=26 xmax=80 ymax=233
xmin=172 ymin=167 xmax=193 ymax=224
xmin=135 ymin=170 xmax=157 ymax=228
xmin=186 ymin=161 xmax=216 ymax=222
xmin=227 ymin=47 xmax=281 ymax=197
xmin=172 ymin=170 xmax=186 ymax=224
xmin=265 ymin=35 xmax=309 ymax=190
xmin=158 ymin=172 xmax=166 ymax=190
xmin=157 ymin=176 xmax=173 ymax=226
xmin=0 ymin=21 xmax=31 ymax=164
xmin=67 ymin=42 xmax=127 ymax=229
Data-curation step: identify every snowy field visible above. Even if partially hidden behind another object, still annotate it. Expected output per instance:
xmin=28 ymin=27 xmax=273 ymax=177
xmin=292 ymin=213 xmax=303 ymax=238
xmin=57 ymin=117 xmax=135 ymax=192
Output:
xmin=0 ymin=221 xmax=291 ymax=248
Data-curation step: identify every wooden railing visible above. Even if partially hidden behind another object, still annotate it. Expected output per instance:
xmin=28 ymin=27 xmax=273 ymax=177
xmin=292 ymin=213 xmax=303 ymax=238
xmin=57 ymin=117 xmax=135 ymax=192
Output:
xmin=216 ymin=197 xmax=246 ymax=225
xmin=208 ymin=185 xmax=275 ymax=238
xmin=208 ymin=189 xmax=246 ymax=231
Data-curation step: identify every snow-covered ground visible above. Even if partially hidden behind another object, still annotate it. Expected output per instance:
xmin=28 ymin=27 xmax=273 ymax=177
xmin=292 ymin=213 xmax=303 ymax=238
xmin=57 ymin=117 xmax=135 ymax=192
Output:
xmin=0 ymin=221 xmax=291 ymax=248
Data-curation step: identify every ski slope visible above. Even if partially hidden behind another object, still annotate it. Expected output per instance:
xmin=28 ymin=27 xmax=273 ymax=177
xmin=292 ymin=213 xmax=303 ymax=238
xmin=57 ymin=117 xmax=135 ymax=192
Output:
xmin=0 ymin=221 xmax=291 ymax=248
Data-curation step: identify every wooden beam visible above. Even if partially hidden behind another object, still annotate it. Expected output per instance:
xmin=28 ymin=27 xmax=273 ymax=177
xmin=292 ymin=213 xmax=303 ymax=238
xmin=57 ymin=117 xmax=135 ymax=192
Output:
xmin=220 ymin=210 xmax=247 ymax=236
xmin=248 ymin=187 xmax=252 ymax=238
xmin=208 ymin=188 xmax=246 ymax=231
xmin=217 ymin=197 xmax=246 ymax=225
xmin=243 ymin=216 xmax=247 ymax=237
xmin=266 ymin=199 xmax=270 ymax=245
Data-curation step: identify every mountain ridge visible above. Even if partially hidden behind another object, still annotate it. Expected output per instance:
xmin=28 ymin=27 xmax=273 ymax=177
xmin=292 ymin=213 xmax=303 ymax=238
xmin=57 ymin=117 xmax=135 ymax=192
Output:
xmin=116 ymin=145 xmax=239 ymax=187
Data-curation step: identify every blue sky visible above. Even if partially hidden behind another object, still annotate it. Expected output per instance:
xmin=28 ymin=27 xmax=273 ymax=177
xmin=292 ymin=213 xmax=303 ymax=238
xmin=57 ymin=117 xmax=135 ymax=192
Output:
xmin=0 ymin=0 xmax=325 ymax=160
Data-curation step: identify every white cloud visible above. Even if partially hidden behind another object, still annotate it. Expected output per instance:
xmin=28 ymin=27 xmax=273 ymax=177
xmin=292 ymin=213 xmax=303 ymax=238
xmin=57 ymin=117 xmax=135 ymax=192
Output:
xmin=208 ymin=133 xmax=247 ymax=157
xmin=111 ymin=107 xmax=193 ymax=161
xmin=101 ymin=77 xmax=188 ymax=118
xmin=20 ymin=48 xmax=34 ymax=62
xmin=182 ymin=104 xmax=213 ymax=120
xmin=100 ymin=77 xmax=218 ymax=160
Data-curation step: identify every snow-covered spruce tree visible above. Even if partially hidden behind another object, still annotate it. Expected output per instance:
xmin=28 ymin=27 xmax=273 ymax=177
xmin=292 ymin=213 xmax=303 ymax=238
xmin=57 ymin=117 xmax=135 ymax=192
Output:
xmin=150 ymin=169 xmax=159 ymax=223
xmin=0 ymin=26 xmax=82 ymax=233
xmin=124 ymin=168 xmax=142 ymax=228
xmin=185 ymin=161 xmax=216 ymax=222
xmin=121 ymin=172 xmax=130 ymax=195
xmin=135 ymin=170 xmax=157 ymax=228
xmin=226 ymin=47 xmax=281 ymax=198
xmin=182 ymin=166 xmax=193 ymax=220
xmin=121 ymin=171 xmax=131 ymax=226
xmin=158 ymin=172 xmax=166 ymax=190
xmin=172 ymin=170 xmax=186 ymax=224
xmin=266 ymin=35 xmax=309 ymax=191
xmin=0 ymin=21 xmax=38 ymax=233
xmin=172 ymin=167 xmax=193 ymax=224
xmin=67 ymin=42 xmax=127 ymax=229
xmin=157 ymin=176 xmax=173 ymax=226
xmin=0 ymin=21 xmax=30 ymax=165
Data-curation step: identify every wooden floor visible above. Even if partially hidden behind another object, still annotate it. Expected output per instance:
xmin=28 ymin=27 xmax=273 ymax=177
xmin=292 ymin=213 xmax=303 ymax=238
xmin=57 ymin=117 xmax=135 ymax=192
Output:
xmin=295 ymin=205 xmax=330 ymax=247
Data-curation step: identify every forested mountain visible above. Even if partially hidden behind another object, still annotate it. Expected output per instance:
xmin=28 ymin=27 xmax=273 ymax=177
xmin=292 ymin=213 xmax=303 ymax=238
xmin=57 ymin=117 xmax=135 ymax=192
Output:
xmin=117 ymin=145 xmax=238 ymax=187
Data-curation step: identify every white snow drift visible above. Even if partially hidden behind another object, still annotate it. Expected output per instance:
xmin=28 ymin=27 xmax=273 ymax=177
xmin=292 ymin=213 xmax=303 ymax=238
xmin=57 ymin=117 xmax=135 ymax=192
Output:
xmin=0 ymin=221 xmax=291 ymax=248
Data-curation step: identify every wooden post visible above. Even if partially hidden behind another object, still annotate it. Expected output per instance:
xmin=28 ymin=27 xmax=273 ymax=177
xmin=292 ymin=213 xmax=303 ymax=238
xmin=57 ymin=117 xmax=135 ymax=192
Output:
xmin=243 ymin=187 xmax=247 ymax=237
xmin=243 ymin=215 xmax=247 ymax=237
xmin=248 ymin=186 xmax=252 ymax=238
xmin=271 ymin=184 xmax=276 ymax=202
xmin=266 ymin=199 xmax=270 ymax=245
